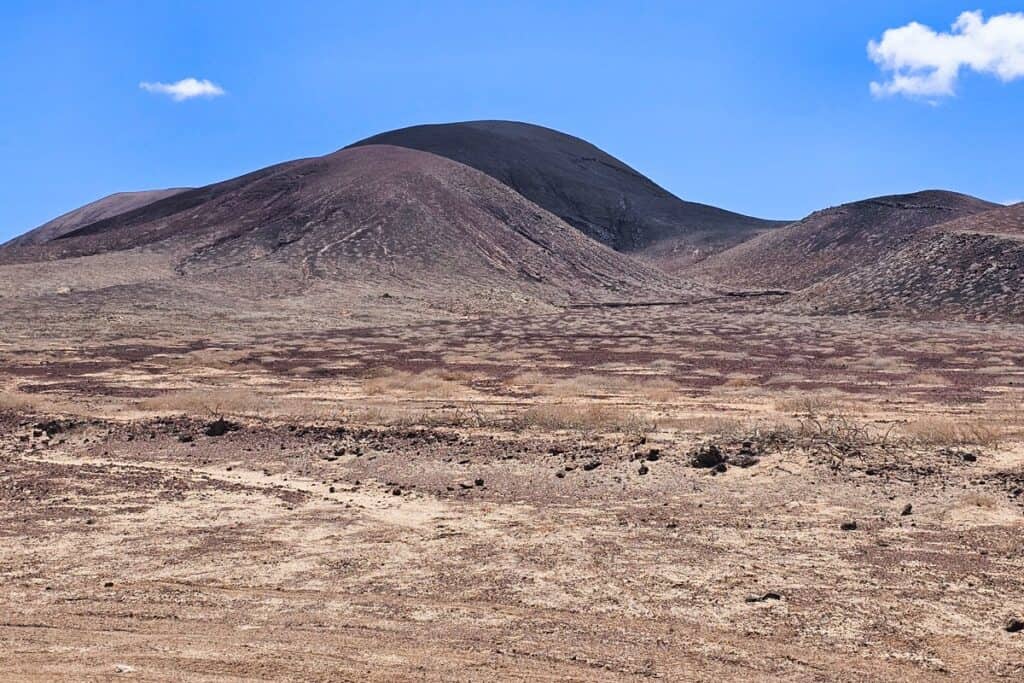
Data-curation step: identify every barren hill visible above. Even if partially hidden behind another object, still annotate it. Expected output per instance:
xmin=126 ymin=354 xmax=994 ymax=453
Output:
xmin=690 ymin=190 xmax=997 ymax=289
xmin=0 ymin=145 xmax=702 ymax=322
xmin=794 ymin=202 xmax=1024 ymax=320
xmin=351 ymin=120 xmax=788 ymax=265
xmin=3 ymin=188 xmax=189 ymax=247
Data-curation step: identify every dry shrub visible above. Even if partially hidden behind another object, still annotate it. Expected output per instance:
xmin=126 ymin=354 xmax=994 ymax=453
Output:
xmin=0 ymin=388 xmax=35 ymax=412
xmin=535 ymin=374 xmax=680 ymax=402
xmin=910 ymin=372 xmax=951 ymax=387
xmin=774 ymin=394 xmax=841 ymax=416
xmin=901 ymin=417 xmax=1005 ymax=447
xmin=138 ymin=388 xmax=277 ymax=416
xmin=960 ymin=493 xmax=999 ymax=509
xmin=765 ymin=372 xmax=806 ymax=386
xmin=722 ymin=373 xmax=760 ymax=388
xmin=362 ymin=368 xmax=468 ymax=399
xmin=348 ymin=404 xmax=491 ymax=429
xmin=514 ymin=403 xmax=652 ymax=434
xmin=505 ymin=371 xmax=548 ymax=388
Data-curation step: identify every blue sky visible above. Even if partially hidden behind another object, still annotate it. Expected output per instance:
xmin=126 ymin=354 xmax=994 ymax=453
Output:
xmin=2 ymin=1 xmax=1022 ymax=241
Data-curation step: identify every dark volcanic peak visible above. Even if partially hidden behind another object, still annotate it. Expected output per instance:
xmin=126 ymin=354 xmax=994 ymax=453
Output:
xmin=350 ymin=120 xmax=787 ymax=263
xmin=690 ymin=190 xmax=998 ymax=290
xmin=1 ymin=144 xmax=702 ymax=306
xmin=4 ymin=188 xmax=189 ymax=247
xmin=794 ymin=203 xmax=1024 ymax=321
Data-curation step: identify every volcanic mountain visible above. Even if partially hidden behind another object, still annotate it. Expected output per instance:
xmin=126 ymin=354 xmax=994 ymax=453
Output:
xmin=689 ymin=190 xmax=998 ymax=290
xmin=351 ymin=120 xmax=788 ymax=266
xmin=793 ymin=202 xmax=1024 ymax=320
xmin=0 ymin=144 xmax=704 ymax=320
xmin=4 ymin=188 xmax=189 ymax=247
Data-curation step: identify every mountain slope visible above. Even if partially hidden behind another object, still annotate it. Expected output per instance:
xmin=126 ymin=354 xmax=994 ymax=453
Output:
xmin=793 ymin=203 xmax=1024 ymax=321
xmin=0 ymin=145 xmax=703 ymax=310
xmin=4 ymin=189 xmax=189 ymax=247
xmin=689 ymin=190 xmax=998 ymax=290
xmin=350 ymin=120 xmax=788 ymax=265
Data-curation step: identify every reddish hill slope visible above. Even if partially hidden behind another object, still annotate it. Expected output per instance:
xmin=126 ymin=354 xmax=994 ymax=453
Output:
xmin=4 ymin=189 xmax=188 ymax=247
xmin=0 ymin=145 xmax=703 ymax=309
xmin=794 ymin=203 xmax=1024 ymax=321
xmin=690 ymin=191 xmax=998 ymax=290
xmin=351 ymin=120 xmax=788 ymax=266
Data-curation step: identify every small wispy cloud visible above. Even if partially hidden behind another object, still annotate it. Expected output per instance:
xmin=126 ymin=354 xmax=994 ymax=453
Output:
xmin=868 ymin=11 xmax=1024 ymax=99
xmin=1005 ymin=199 xmax=1022 ymax=206
xmin=139 ymin=77 xmax=226 ymax=102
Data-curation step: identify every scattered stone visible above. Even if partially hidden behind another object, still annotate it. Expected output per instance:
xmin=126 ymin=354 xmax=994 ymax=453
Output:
xmin=691 ymin=444 xmax=725 ymax=468
xmin=177 ymin=434 xmax=193 ymax=443
xmin=712 ymin=462 xmax=728 ymax=474
xmin=104 ymin=581 xmax=114 ymax=588
xmin=582 ymin=461 xmax=601 ymax=471
xmin=205 ymin=418 xmax=239 ymax=437
xmin=745 ymin=592 xmax=782 ymax=603
xmin=474 ymin=478 xmax=485 ymax=487
xmin=730 ymin=454 xmax=760 ymax=468
xmin=901 ymin=503 xmax=913 ymax=516
xmin=458 ymin=481 xmax=475 ymax=489
xmin=329 ymin=486 xmax=336 ymax=493
xmin=638 ymin=464 xmax=649 ymax=476
xmin=840 ymin=521 xmax=858 ymax=531
xmin=392 ymin=488 xmax=402 ymax=496
xmin=114 ymin=664 xmax=135 ymax=674
xmin=645 ymin=449 xmax=661 ymax=461
xmin=555 ymin=471 xmax=565 ymax=478
xmin=1005 ymin=617 xmax=1024 ymax=633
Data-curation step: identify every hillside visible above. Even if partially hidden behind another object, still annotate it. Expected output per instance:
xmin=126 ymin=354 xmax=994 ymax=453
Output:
xmin=794 ymin=203 xmax=1024 ymax=320
xmin=351 ymin=120 xmax=787 ymax=265
xmin=690 ymin=190 xmax=998 ymax=289
xmin=0 ymin=145 xmax=703 ymax=320
xmin=3 ymin=188 xmax=188 ymax=247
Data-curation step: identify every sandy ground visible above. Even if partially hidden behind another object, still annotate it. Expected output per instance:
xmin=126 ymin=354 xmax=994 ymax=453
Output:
xmin=1 ymin=305 xmax=1023 ymax=681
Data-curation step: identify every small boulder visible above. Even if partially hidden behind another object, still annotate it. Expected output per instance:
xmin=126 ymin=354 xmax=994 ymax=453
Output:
xmin=205 ymin=418 xmax=239 ymax=437
xmin=691 ymin=444 xmax=725 ymax=468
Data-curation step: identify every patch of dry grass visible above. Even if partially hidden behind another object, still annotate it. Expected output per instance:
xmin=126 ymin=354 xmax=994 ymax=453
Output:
xmin=514 ymin=402 xmax=652 ymax=434
xmin=362 ymin=368 xmax=470 ymax=399
xmin=901 ymin=417 xmax=1006 ymax=448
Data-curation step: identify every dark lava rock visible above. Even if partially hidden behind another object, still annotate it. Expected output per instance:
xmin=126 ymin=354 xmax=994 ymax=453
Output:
xmin=691 ymin=444 xmax=725 ymax=468
xmin=36 ymin=420 xmax=67 ymax=436
xmin=474 ymin=478 xmax=485 ymax=487
xmin=638 ymin=464 xmax=649 ymax=476
xmin=555 ymin=471 xmax=565 ymax=478
xmin=901 ymin=503 xmax=913 ymax=516
xmin=646 ymin=449 xmax=661 ymax=461
xmin=840 ymin=521 xmax=858 ymax=531
xmin=177 ymin=434 xmax=194 ymax=443
xmin=745 ymin=592 xmax=782 ymax=603
xmin=205 ymin=418 xmax=239 ymax=437
xmin=731 ymin=454 xmax=760 ymax=469
xmin=392 ymin=488 xmax=402 ymax=496
xmin=1005 ymin=617 xmax=1024 ymax=633
xmin=582 ymin=461 xmax=601 ymax=471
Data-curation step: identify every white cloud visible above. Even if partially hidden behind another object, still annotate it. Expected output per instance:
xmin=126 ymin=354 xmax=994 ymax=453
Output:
xmin=1005 ymin=199 xmax=1022 ymax=206
xmin=868 ymin=11 xmax=1024 ymax=98
xmin=139 ymin=77 xmax=225 ymax=102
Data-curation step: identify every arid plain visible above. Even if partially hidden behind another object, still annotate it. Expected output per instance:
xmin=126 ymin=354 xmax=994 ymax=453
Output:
xmin=1 ymin=121 xmax=1022 ymax=680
